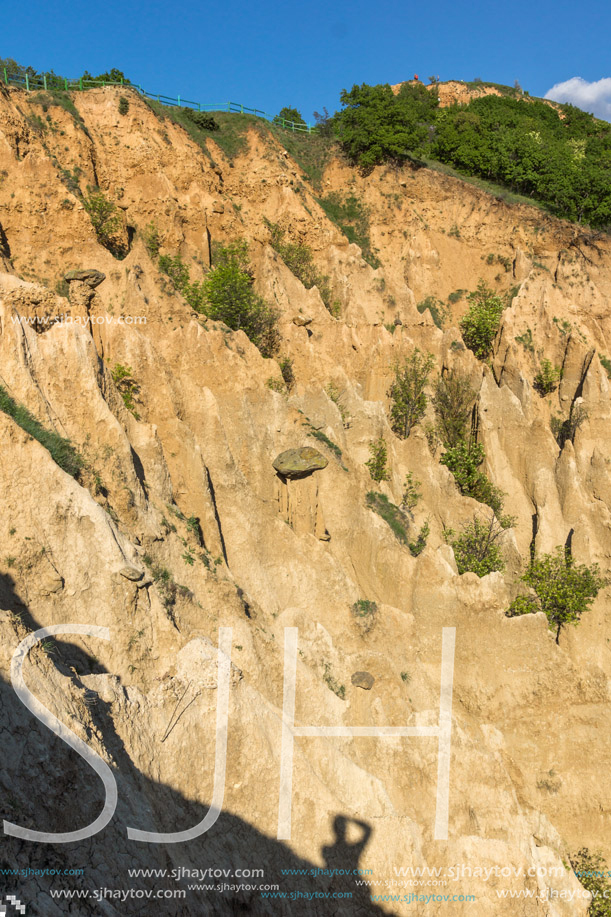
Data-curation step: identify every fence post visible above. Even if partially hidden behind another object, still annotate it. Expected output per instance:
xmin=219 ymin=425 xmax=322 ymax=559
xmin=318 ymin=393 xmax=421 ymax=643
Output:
xmin=177 ymin=95 xmax=181 ymax=106
xmin=64 ymin=78 xmax=68 ymax=90
xmin=3 ymin=68 xmax=7 ymax=86
xmin=25 ymin=73 xmax=29 ymax=91
xmin=79 ymin=77 xmax=83 ymax=91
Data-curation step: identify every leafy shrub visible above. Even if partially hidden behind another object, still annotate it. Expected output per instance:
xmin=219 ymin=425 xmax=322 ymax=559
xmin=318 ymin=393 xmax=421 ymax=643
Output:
xmin=570 ymin=848 xmax=611 ymax=916
xmin=440 ymin=440 xmax=513 ymax=526
xmin=185 ymin=109 xmax=219 ymax=131
xmin=83 ymin=188 xmax=124 ymax=255
xmin=266 ymin=221 xmax=334 ymax=313
xmin=203 ymin=241 xmax=280 ymax=357
xmin=365 ymin=437 xmax=390 ymax=482
xmin=118 ymin=96 xmax=129 ymax=115
xmin=0 ymin=384 xmax=82 ymax=478
xmin=417 ymin=295 xmax=447 ymax=328
xmin=401 ymin=472 xmax=422 ymax=513
xmin=111 ymin=364 xmax=140 ymax=419
xmin=515 ymin=328 xmax=534 ymax=352
xmin=459 ymin=281 xmax=505 ymax=359
xmin=507 ymin=546 xmax=607 ymax=641
xmin=534 ymin=358 xmax=562 ymax=395
xmin=408 ymin=521 xmax=430 ymax=556
xmin=432 ymin=370 xmax=476 ymax=448
xmin=279 ymin=357 xmax=295 ymax=391
xmin=387 ymin=349 xmax=435 ymax=439
xmin=445 ymin=514 xmax=506 ymax=576
xmin=159 ymin=242 xmax=280 ymax=358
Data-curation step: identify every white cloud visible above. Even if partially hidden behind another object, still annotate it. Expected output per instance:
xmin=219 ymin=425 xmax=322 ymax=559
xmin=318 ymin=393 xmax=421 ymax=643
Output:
xmin=545 ymin=77 xmax=611 ymax=122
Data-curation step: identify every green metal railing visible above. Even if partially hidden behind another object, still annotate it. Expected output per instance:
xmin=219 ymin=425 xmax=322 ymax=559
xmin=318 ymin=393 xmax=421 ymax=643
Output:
xmin=1 ymin=69 xmax=317 ymax=133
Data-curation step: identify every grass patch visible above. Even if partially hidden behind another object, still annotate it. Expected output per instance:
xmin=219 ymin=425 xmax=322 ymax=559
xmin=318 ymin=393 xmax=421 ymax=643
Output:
xmin=316 ymin=192 xmax=380 ymax=268
xmin=269 ymin=123 xmax=338 ymax=188
xmin=145 ymin=102 xmax=261 ymax=160
xmin=0 ymin=384 xmax=82 ymax=477
xmin=366 ymin=492 xmax=409 ymax=544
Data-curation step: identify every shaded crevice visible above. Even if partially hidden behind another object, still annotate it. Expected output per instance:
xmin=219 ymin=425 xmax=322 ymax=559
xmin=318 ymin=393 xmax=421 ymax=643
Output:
xmin=130 ymin=446 xmax=147 ymax=496
xmin=0 ymin=221 xmax=11 ymax=260
xmin=530 ymin=511 xmax=538 ymax=562
xmin=565 ymin=528 xmax=574 ymax=560
xmin=205 ymin=467 xmax=228 ymax=565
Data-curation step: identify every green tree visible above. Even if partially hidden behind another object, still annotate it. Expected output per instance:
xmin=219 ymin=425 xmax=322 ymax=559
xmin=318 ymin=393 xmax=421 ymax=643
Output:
xmin=445 ymin=514 xmax=506 ymax=576
xmin=274 ymin=107 xmax=306 ymax=127
xmin=432 ymin=370 xmax=476 ymax=447
xmin=82 ymin=188 xmax=123 ymax=254
xmin=334 ymin=81 xmax=439 ymax=171
xmin=387 ymin=349 xmax=435 ymax=439
xmin=507 ymin=547 xmax=607 ymax=642
xmin=202 ymin=241 xmax=280 ymax=357
xmin=460 ymin=281 xmax=505 ymax=359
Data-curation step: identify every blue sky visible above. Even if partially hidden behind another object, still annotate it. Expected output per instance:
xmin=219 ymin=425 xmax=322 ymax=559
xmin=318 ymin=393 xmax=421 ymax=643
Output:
xmin=3 ymin=0 xmax=611 ymax=122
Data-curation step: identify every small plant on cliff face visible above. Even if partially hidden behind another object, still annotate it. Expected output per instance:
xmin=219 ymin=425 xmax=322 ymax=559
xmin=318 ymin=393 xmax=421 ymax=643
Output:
xmin=599 ymin=354 xmax=611 ymax=380
xmin=326 ymin=383 xmax=350 ymax=427
xmin=351 ymin=599 xmax=378 ymax=634
xmin=142 ymin=222 xmax=161 ymax=258
xmin=387 ymin=349 xmax=435 ymax=439
xmin=118 ymin=96 xmax=129 ymax=115
xmin=416 ymin=295 xmax=447 ymax=329
xmin=279 ymin=357 xmax=295 ymax=391
xmin=445 ymin=513 xmax=506 ymax=577
xmin=322 ymin=663 xmax=345 ymax=699
xmin=408 ymin=520 xmax=430 ymax=556
xmin=459 ymin=281 xmax=505 ymax=360
xmin=507 ymin=547 xmax=607 ymax=643
xmin=570 ymin=848 xmax=611 ymax=916
xmin=534 ymin=358 xmax=562 ymax=395
xmin=401 ymin=472 xmax=422 ymax=513
xmin=111 ymin=364 xmax=140 ymax=419
xmin=365 ymin=437 xmax=390 ymax=482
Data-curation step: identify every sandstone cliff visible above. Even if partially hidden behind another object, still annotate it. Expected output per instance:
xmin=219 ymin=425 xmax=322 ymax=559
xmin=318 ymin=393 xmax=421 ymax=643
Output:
xmin=0 ymin=82 xmax=610 ymax=915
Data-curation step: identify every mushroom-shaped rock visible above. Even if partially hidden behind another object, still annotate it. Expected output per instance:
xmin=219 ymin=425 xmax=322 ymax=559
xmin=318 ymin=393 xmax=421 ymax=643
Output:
xmin=64 ymin=269 xmax=106 ymax=288
xmin=273 ymin=446 xmax=328 ymax=479
xmin=351 ymin=671 xmax=375 ymax=690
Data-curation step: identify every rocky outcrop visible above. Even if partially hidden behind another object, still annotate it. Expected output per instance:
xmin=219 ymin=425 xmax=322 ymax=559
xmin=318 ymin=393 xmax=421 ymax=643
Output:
xmin=272 ymin=446 xmax=329 ymax=478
